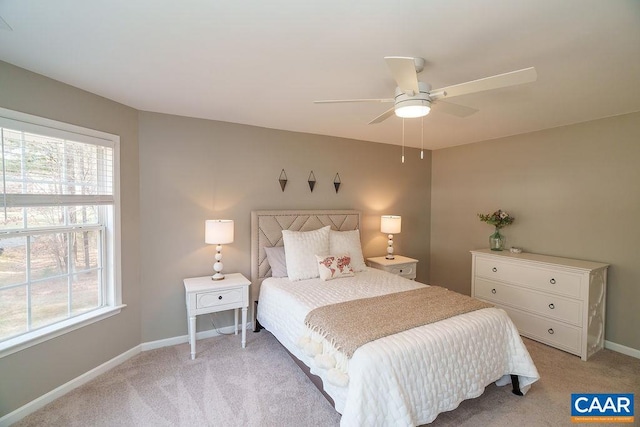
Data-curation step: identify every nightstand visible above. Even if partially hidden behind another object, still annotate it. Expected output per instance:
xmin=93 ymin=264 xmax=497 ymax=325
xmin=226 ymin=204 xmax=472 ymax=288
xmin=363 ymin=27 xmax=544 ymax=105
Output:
xmin=367 ymin=255 xmax=418 ymax=280
xmin=183 ymin=273 xmax=250 ymax=359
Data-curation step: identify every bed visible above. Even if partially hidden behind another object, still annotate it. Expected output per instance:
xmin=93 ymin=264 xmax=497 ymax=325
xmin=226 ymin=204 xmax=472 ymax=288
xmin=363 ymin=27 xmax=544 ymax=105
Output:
xmin=251 ymin=209 xmax=539 ymax=426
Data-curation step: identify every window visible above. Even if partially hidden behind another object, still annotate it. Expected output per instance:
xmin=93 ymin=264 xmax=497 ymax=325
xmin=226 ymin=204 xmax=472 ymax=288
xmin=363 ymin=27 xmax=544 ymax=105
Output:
xmin=0 ymin=108 xmax=122 ymax=357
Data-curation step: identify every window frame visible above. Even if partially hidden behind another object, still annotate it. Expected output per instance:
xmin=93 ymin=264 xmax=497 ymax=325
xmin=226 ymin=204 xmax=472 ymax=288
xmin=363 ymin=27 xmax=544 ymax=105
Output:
xmin=0 ymin=107 xmax=123 ymax=358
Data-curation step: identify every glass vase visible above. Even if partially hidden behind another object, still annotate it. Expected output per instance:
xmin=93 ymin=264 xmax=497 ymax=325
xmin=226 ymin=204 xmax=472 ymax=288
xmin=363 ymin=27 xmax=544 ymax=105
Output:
xmin=489 ymin=228 xmax=504 ymax=251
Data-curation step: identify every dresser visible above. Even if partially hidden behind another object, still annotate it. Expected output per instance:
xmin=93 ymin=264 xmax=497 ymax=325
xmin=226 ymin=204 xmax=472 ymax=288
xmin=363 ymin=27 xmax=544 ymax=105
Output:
xmin=471 ymin=249 xmax=608 ymax=361
xmin=367 ymin=255 xmax=418 ymax=280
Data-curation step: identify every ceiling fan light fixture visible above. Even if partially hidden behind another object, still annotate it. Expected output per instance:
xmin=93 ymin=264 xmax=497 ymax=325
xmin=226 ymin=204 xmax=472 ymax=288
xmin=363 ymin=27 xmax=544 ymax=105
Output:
xmin=394 ymin=83 xmax=432 ymax=119
xmin=395 ymin=100 xmax=431 ymax=118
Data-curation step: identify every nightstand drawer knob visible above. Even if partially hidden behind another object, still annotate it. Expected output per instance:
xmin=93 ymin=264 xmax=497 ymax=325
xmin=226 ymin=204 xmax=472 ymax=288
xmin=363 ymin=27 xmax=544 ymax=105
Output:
xmin=218 ymin=295 xmax=223 ymax=300
xmin=492 ymin=267 xmax=498 ymax=272
xmin=549 ymin=303 xmax=555 ymax=309
xmin=491 ymin=288 xmax=497 ymax=294
xmin=550 ymin=278 xmax=556 ymax=284
xmin=548 ymin=328 xmax=555 ymax=335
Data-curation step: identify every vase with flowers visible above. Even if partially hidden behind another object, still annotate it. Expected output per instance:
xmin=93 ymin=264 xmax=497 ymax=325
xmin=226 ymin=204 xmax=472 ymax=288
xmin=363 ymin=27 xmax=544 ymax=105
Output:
xmin=478 ymin=209 xmax=514 ymax=251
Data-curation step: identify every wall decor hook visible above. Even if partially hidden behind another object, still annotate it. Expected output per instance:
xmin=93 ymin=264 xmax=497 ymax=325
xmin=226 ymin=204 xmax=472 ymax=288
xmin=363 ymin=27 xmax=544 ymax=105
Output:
xmin=278 ymin=169 xmax=288 ymax=192
xmin=334 ymin=173 xmax=341 ymax=193
xmin=308 ymin=171 xmax=316 ymax=192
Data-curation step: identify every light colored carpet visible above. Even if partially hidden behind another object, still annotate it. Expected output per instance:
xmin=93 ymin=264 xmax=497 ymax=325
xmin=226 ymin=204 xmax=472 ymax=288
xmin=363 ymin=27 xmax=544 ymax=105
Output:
xmin=14 ymin=331 xmax=640 ymax=427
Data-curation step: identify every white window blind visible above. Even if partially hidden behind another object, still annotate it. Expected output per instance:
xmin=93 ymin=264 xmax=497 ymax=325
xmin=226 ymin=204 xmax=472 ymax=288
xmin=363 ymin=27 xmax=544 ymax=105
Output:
xmin=1 ymin=123 xmax=113 ymax=210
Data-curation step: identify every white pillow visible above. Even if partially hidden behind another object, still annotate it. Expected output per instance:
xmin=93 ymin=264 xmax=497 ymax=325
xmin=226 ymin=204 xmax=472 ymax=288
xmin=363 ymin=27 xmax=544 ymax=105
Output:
xmin=329 ymin=229 xmax=367 ymax=272
xmin=282 ymin=226 xmax=330 ymax=281
xmin=316 ymin=254 xmax=355 ymax=281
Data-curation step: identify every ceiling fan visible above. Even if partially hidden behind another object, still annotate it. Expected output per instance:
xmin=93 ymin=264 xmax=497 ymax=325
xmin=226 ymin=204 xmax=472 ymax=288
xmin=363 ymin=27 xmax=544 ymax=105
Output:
xmin=314 ymin=57 xmax=537 ymax=124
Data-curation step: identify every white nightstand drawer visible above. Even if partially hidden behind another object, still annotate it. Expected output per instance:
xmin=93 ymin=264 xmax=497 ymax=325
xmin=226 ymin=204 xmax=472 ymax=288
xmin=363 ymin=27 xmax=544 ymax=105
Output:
xmin=475 ymin=257 xmax=582 ymax=298
xmin=366 ymin=256 xmax=418 ymax=280
xmin=502 ymin=305 xmax=582 ymax=356
xmin=391 ymin=264 xmax=416 ymax=278
xmin=196 ymin=288 xmax=243 ymax=309
xmin=475 ymin=278 xmax=582 ymax=326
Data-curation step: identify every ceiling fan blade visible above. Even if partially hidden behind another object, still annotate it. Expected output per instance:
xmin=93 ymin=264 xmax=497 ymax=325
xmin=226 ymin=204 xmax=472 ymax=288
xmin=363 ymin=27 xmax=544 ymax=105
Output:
xmin=384 ymin=57 xmax=420 ymax=95
xmin=433 ymin=100 xmax=478 ymax=117
xmin=433 ymin=67 xmax=537 ymax=99
xmin=314 ymin=98 xmax=394 ymax=104
xmin=368 ymin=107 xmax=396 ymax=124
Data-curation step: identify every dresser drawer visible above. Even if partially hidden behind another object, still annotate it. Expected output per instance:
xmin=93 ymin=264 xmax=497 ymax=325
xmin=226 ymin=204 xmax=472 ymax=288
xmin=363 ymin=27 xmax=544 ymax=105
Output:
xmin=196 ymin=288 xmax=243 ymax=309
xmin=475 ymin=278 xmax=582 ymax=326
xmin=475 ymin=257 xmax=582 ymax=298
xmin=501 ymin=305 xmax=582 ymax=356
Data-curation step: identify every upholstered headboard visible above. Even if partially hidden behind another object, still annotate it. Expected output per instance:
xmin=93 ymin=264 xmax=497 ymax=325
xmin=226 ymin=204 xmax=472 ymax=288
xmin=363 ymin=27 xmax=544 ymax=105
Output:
xmin=250 ymin=209 xmax=361 ymax=298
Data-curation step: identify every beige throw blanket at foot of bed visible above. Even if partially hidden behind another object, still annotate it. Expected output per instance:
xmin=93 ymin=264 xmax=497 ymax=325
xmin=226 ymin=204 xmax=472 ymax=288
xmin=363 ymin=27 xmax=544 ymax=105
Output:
xmin=298 ymin=286 xmax=493 ymax=387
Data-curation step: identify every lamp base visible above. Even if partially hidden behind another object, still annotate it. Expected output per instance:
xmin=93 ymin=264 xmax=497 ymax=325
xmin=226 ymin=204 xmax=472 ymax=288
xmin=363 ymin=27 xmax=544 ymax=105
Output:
xmin=212 ymin=258 xmax=224 ymax=280
xmin=386 ymin=234 xmax=395 ymax=260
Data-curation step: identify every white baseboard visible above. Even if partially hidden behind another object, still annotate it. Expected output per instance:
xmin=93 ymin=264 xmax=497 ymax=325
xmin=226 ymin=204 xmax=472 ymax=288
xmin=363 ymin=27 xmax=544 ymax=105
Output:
xmin=0 ymin=324 xmax=251 ymax=426
xmin=140 ymin=334 xmax=188 ymax=351
xmin=141 ymin=324 xmax=244 ymax=351
xmin=605 ymin=340 xmax=640 ymax=359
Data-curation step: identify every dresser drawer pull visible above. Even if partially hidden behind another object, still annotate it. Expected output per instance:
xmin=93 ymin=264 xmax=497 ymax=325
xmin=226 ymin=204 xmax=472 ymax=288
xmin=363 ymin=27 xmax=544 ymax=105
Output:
xmin=548 ymin=328 xmax=555 ymax=335
xmin=548 ymin=303 xmax=555 ymax=309
xmin=491 ymin=288 xmax=497 ymax=294
xmin=492 ymin=267 xmax=498 ymax=272
xmin=218 ymin=295 xmax=223 ymax=300
xmin=549 ymin=278 xmax=556 ymax=284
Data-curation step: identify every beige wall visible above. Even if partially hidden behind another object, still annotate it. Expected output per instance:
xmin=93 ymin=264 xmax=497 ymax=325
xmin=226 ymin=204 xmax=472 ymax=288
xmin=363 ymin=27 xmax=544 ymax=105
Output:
xmin=138 ymin=112 xmax=432 ymax=342
xmin=0 ymin=61 xmax=141 ymax=417
xmin=430 ymin=111 xmax=640 ymax=351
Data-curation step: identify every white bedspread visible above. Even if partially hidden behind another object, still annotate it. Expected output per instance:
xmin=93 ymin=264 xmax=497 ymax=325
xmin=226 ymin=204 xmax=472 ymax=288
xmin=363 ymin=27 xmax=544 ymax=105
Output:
xmin=257 ymin=268 xmax=539 ymax=426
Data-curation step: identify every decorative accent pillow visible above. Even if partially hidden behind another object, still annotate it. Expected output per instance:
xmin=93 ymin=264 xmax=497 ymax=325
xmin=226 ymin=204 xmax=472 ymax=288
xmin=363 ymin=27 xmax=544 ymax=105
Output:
xmin=329 ymin=229 xmax=367 ymax=272
xmin=264 ymin=246 xmax=287 ymax=278
xmin=315 ymin=254 xmax=355 ymax=281
xmin=282 ymin=226 xmax=330 ymax=281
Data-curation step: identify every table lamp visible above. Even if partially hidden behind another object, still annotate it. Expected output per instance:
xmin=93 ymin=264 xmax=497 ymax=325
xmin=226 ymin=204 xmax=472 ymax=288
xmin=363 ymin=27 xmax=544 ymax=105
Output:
xmin=380 ymin=215 xmax=401 ymax=260
xmin=205 ymin=219 xmax=234 ymax=280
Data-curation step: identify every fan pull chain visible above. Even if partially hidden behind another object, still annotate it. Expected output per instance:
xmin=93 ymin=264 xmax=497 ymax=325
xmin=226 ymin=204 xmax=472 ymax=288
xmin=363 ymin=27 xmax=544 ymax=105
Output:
xmin=420 ymin=117 xmax=424 ymax=160
xmin=401 ymin=118 xmax=405 ymax=164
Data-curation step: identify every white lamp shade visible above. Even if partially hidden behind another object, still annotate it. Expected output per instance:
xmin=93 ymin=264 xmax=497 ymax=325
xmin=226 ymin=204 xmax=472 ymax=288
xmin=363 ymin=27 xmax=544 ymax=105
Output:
xmin=380 ymin=215 xmax=401 ymax=234
xmin=205 ymin=220 xmax=234 ymax=244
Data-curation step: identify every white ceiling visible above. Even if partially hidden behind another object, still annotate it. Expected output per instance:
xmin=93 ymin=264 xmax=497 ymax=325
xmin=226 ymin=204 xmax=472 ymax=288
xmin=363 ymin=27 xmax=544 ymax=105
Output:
xmin=0 ymin=0 xmax=639 ymax=150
